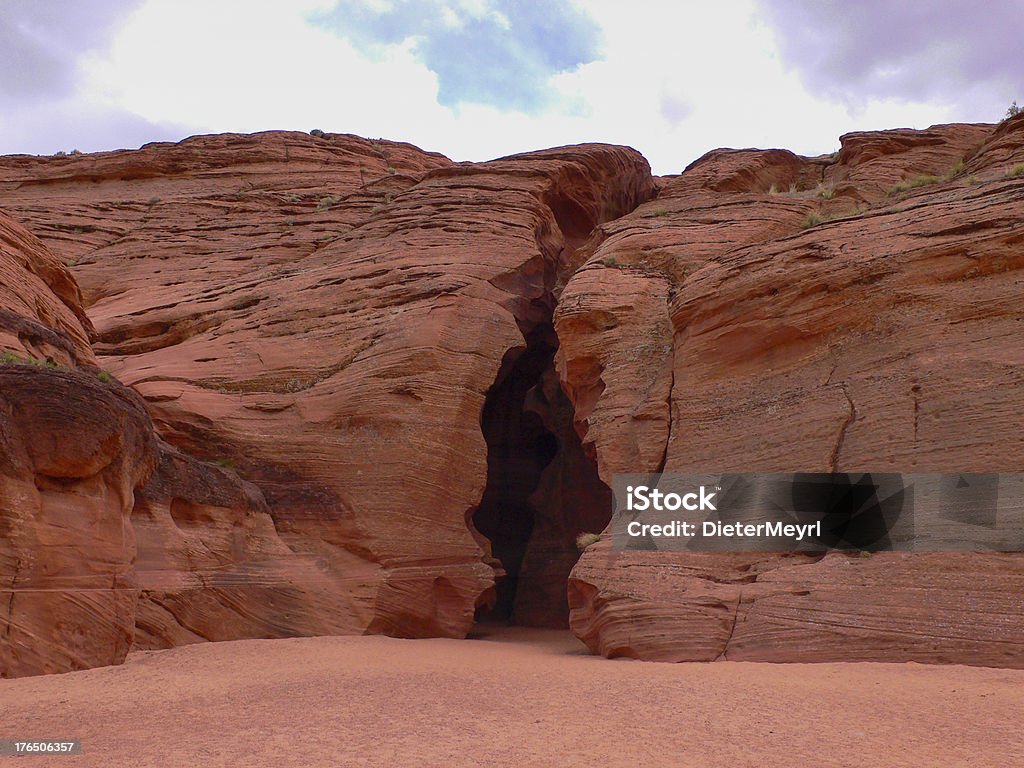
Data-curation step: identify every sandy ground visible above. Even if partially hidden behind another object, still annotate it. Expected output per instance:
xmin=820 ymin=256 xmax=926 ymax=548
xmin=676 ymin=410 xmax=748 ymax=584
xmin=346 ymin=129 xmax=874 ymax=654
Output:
xmin=1 ymin=626 xmax=1021 ymax=768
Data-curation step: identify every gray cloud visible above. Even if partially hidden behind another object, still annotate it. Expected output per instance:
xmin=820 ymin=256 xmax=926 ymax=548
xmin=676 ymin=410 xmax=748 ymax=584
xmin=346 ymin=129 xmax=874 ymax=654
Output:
xmin=0 ymin=99 xmax=191 ymax=156
xmin=756 ymin=0 xmax=1023 ymax=114
xmin=0 ymin=0 xmax=144 ymax=102
xmin=0 ymin=0 xmax=192 ymax=155
xmin=314 ymin=0 xmax=602 ymax=112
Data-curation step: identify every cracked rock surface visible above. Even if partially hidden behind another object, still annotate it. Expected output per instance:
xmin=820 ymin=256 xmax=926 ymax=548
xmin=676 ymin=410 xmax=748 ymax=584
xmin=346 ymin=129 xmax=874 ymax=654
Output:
xmin=563 ymin=116 xmax=1024 ymax=665
xmin=2 ymin=118 xmax=1024 ymax=673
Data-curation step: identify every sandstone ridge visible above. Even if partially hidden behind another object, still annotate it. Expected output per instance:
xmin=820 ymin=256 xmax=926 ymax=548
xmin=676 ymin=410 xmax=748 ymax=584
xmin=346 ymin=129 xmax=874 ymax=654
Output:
xmin=1 ymin=119 xmax=1022 ymax=675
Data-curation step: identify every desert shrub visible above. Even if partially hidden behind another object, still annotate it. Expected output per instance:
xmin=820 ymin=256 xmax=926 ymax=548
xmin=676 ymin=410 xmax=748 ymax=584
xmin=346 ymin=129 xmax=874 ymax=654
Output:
xmin=802 ymin=212 xmax=823 ymax=228
xmin=4 ymin=355 xmax=64 ymax=369
xmin=887 ymin=175 xmax=938 ymax=196
xmin=576 ymin=532 xmax=601 ymax=551
xmin=801 ymin=210 xmax=858 ymax=229
xmin=1005 ymin=163 xmax=1024 ymax=179
xmin=310 ymin=128 xmax=325 ymax=137
xmin=1006 ymin=101 xmax=1022 ymax=120
xmin=945 ymin=159 xmax=965 ymax=179
xmin=641 ymin=207 xmax=669 ymax=218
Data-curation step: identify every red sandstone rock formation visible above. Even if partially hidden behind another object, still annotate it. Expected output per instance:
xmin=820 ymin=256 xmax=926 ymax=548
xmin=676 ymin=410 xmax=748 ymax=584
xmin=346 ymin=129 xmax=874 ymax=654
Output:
xmin=561 ymin=115 xmax=1024 ymax=665
xmin=0 ymin=132 xmax=653 ymax=675
xmin=0 ymin=211 xmax=152 ymax=676
xmin=1 ymin=118 xmax=1022 ymax=675
xmin=0 ymin=208 xmax=356 ymax=676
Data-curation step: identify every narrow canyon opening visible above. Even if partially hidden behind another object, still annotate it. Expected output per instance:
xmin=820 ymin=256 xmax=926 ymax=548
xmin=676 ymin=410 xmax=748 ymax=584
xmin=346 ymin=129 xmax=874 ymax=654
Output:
xmin=472 ymin=320 xmax=612 ymax=628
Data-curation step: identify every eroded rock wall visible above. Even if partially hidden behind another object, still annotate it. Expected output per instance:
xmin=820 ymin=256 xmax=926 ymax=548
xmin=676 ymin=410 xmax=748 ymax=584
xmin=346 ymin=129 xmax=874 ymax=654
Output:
xmin=0 ymin=211 xmax=154 ymax=676
xmin=0 ymin=133 xmax=655 ymax=665
xmin=2 ymin=119 xmax=1022 ymax=673
xmin=561 ymin=116 xmax=1024 ymax=665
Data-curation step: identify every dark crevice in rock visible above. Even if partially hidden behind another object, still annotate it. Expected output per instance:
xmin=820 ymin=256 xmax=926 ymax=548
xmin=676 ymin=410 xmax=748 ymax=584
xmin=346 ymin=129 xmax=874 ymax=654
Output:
xmin=470 ymin=173 xmax=653 ymax=630
xmin=472 ymin=312 xmax=612 ymax=628
xmin=829 ymin=383 xmax=857 ymax=472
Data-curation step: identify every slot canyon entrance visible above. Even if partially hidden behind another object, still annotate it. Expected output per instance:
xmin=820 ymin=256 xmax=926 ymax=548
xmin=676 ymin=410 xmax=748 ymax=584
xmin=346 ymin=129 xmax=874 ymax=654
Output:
xmin=471 ymin=321 xmax=612 ymax=628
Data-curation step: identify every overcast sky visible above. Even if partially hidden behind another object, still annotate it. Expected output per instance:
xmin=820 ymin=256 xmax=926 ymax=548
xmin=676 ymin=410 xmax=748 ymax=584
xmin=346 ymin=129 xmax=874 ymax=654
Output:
xmin=1 ymin=0 xmax=1020 ymax=174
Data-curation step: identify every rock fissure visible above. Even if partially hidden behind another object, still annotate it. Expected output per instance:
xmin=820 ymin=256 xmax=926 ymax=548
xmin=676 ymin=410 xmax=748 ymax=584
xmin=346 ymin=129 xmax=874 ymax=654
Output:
xmin=471 ymin=307 xmax=613 ymax=628
xmin=3 ymin=561 xmax=17 ymax=642
xmin=654 ymin=335 xmax=676 ymax=475
xmin=715 ymin=595 xmax=742 ymax=661
xmin=829 ymin=384 xmax=857 ymax=472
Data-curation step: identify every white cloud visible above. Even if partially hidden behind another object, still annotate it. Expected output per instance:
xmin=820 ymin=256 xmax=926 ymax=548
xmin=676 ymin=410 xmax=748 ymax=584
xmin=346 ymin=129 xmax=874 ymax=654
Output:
xmin=1 ymin=0 xmax=984 ymax=173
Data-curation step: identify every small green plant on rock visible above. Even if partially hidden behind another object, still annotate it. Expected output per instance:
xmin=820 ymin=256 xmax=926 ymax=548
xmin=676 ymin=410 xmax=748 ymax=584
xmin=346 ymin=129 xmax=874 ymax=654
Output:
xmin=1005 ymin=163 xmax=1024 ymax=179
xmin=641 ymin=207 xmax=669 ymax=218
xmin=1 ymin=352 xmax=64 ymax=369
xmin=576 ymin=532 xmax=601 ymax=551
xmin=602 ymin=255 xmax=618 ymax=267
xmin=816 ymin=183 xmax=835 ymax=199
xmin=887 ymin=175 xmax=938 ymax=196
xmin=800 ymin=209 xmax=860 ymax=229
xmin=802 ymin=212 xmax=823 ymax=228
xmin=98 ymin=371 xmax=114 ymax=383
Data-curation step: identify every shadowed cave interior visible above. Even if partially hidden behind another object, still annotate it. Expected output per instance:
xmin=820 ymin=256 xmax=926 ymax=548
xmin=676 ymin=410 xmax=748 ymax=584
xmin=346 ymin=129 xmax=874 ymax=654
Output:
xmin=472 ymin=321 xmax=612 ymax=628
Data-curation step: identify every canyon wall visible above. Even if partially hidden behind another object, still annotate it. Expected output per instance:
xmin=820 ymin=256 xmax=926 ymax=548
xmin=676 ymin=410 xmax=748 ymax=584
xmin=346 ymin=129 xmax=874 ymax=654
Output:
xmin=561 ymin=116 xmax=1024 ymax=665
xmin=1 ymin=118 xmax=1022 ymax=674
xmin=0 ymin=131 xmax=653 ymax=674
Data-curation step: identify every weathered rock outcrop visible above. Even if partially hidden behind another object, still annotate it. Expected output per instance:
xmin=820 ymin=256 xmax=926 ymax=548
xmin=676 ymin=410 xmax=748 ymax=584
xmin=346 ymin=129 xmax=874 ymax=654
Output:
xmin=0 ymin=132 xmax=654 ymax=670
xmin=131 ymin=442 xmax=364 ymax=649
xmin=2 ymin=118 xmax=1022 ymax=674
xmin=561 ymin=115 xmax=1024 ymax=665
xmin=0 ymin=211 xmax=153 ymax=676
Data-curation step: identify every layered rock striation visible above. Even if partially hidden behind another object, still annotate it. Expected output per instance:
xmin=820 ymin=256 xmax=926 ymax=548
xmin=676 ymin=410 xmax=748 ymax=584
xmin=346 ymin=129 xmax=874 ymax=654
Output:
xmin=1 ymin=118 xmax=1022 ymax=675
xmin=1 ymin=131 xmax=654 ymax=674
xmin=561 ymin=116 xmax=1024 ymax=665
